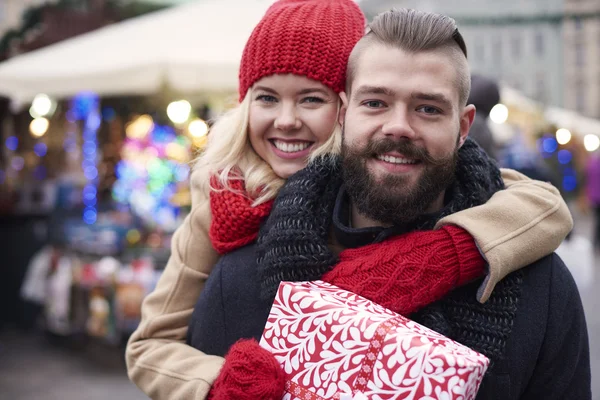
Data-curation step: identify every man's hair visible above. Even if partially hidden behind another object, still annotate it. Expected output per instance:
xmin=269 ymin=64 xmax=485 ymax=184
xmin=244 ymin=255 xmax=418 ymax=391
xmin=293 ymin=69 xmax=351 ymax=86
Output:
xmin=346 ymin=9 xmax=471 ymax=106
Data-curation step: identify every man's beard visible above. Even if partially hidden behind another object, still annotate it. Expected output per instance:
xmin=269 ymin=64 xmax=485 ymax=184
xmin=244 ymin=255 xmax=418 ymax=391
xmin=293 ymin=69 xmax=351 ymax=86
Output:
xmin=341 ymin=134 xmax=459 ymax=226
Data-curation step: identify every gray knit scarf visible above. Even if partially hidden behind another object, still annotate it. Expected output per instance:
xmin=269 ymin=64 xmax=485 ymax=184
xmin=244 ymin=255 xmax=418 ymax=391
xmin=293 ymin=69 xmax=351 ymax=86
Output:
xmin=256 ymin=137 xmax=523 ymax=369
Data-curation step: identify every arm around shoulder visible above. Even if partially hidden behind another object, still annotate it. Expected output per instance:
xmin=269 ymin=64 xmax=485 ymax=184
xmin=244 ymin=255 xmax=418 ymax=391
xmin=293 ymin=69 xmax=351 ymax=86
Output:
xmin=436 ymin=168 xmax=573 ymax=302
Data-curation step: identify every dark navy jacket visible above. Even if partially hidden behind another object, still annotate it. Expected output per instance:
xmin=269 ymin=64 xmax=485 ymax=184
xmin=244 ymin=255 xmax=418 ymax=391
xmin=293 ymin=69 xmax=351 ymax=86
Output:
xmin=188 ymin=245 xmax=591 ymax=400
xmin=187 ymin=246 xmax=591 ymax=400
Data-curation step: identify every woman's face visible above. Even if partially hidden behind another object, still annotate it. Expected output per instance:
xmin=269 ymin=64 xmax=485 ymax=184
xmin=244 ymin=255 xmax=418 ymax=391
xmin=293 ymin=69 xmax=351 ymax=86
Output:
xmin=248 ymin=74 xmax=339 ymax=179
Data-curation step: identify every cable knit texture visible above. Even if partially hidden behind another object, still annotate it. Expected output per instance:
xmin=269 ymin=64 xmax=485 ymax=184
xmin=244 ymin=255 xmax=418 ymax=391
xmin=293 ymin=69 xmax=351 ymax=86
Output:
xmin=323 ymin=225 xmax=484 ymax=315
xmin=209 ymin=178 xmax=273 ymax=254
xmin=208 ymin=339 xmax=285 ymax=400
xmin=238 ymin=0 xmax=365 ymax=101
xmin=210 ymin=179 xmax=486 ymax=314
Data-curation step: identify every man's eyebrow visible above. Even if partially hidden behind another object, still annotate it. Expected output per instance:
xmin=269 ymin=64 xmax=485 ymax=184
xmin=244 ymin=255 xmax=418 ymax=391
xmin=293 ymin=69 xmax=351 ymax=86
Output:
xmin=353 ymin=85 xmax=396 ymax=97
xmin=411 ymin=91 xmax=453 ymax=109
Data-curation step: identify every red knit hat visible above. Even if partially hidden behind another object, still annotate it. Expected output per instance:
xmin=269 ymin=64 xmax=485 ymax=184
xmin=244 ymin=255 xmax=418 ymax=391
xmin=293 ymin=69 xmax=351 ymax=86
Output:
xmin=238 ymin=0 xmax=366 ymax=101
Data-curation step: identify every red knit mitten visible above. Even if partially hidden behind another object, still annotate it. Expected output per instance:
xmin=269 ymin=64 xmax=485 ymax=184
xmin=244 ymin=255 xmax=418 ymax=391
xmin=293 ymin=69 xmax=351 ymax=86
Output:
xmin=208 ymin=339 xmax=285 ymax=400
xmin=209 ymin=177 xmax=273 ymax=254
xmin=323 ymin=225 xmax=485 ymax=315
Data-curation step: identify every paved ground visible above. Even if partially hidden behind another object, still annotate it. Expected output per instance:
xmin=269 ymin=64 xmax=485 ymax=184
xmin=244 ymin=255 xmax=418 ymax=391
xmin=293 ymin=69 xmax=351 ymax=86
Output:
xmin=0 ymin=207 xmax=598 ymax=399
xmin=0 ymin=331 xmax=148 ymax=400
xmin=567 ymin=206 xmax=599 ymax=399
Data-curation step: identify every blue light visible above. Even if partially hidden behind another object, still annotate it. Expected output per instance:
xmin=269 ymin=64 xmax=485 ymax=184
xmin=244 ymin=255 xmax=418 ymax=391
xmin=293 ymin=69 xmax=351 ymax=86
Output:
xmin=34 ymin=142 xmax=48 ymax=157
xmin=175 ymin=164 xmax=190 ymax=182
xmin=112 ymin=183 xmax=128 ymax=203
xmin=542 ymin=138 xmax=558 ymax=153
xmin=83 ymin=185 xmax=97 ymax=200
xmin=82 ymin=159 xmax=96 ymax=169
xmin=5 ymin=136 xmax=18 ymax=151
xmin=84 ymin=167 xmax=98 ymax=180
xmin=557 ymin=150 xmax=572 ymax=165
xmin=82 ymin=130 xmax=97 ymax=141
xmin=152 ymin=125 xmax=176 ymax=144
xmin=83 ymin=208 xmax=97 ymax=224
xmin=71 ymin=92 xmax=100 ymax=225
xmin=563 ymin=175 xmax=577 ymax=192
xmin=82 ymin=140 xmax=97 ymax=155
xmin=72 ymin=92 xmax=99 ymax=120
xmin=34 ymin=165 xmax=47 ymax=180
xmin=83 ymin=196 xmax=97 ymax=207
xmin=85 ymin=112 xmax=101 ymax=131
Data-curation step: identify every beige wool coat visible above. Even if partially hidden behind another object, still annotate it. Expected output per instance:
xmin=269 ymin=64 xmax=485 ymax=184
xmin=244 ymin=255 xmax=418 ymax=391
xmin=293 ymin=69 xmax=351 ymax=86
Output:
xmin=126 ymin=168 xmax=573 ymax=400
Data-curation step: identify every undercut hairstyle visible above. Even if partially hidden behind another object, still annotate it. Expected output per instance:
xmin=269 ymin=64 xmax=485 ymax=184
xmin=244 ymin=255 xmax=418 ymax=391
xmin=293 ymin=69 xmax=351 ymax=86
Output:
xmin=347 ymin=8 xmax=471 ymax=106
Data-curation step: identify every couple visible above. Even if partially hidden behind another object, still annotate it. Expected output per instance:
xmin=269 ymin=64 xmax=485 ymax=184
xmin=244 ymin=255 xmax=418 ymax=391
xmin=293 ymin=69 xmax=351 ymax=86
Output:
xmin=127 ymin=1 xmax=590 ymax=399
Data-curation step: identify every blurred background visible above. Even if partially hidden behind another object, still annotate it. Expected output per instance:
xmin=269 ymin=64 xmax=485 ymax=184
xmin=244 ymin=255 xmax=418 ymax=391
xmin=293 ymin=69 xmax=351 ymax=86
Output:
xmin=0 ymin=0 xmax=597 ymax=398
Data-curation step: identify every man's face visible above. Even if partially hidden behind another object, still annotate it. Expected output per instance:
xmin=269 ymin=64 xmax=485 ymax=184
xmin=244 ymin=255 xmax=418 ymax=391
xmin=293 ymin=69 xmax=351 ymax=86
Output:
xmin=339 ymin=43 xmax=475 ymax=225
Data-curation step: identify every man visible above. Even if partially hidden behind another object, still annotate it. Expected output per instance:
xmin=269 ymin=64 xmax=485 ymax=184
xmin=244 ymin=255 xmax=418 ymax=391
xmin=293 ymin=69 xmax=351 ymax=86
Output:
xmin=467 ymin=74 xmax=499 ymax=160
xmin=188 ymin=9 xmax=590 ymax=399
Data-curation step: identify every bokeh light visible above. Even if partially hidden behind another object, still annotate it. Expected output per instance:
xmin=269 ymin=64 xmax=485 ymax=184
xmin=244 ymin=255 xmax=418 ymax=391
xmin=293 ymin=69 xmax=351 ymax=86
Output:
xmin=489 ymin=104 xmax=509 ymax=124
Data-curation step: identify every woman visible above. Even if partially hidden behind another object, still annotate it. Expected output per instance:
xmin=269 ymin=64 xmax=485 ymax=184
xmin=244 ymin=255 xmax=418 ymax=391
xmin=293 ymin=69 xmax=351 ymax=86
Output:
xmin=126 ymin=1 xmax=572 ymax=399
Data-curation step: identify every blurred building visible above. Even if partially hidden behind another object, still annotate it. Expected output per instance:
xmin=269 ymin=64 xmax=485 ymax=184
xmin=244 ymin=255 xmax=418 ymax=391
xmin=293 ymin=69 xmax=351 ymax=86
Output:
xmin=361 ymin=0 xmax=600 ymax=118
xmin=563 ymin=0 xmax=600 ymax=119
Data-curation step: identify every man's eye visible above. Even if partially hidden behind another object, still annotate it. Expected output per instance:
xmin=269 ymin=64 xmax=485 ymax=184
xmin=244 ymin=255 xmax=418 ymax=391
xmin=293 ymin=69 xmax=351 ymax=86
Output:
xmin=363 ymin=100 xmax=385 ymax=108
xmin=417 ymin=106 xmax=441 ymax=115
xmin=256 ymin=95 xmax=278 ymax=103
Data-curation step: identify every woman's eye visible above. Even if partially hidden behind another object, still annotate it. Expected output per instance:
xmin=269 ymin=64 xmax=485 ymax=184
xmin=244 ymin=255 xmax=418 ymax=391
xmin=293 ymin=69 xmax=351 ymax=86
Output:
xmin=256 ymin=95 xmax=278 ymax=103
xmin=302 ymin=96 xmax=325 ymax=104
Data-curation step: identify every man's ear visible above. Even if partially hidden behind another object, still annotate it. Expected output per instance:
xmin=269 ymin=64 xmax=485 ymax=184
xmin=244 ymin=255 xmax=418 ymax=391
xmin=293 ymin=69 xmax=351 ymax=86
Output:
xmin=338 ymin=91 xmax=349 ymax=126
xmin=458 ymin=104 xmax=476 ymax=147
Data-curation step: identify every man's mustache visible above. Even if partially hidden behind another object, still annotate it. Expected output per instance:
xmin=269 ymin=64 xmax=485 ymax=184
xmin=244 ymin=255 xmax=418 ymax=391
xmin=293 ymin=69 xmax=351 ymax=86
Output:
xmin=352 ymin=138 xmax=447 ymax=166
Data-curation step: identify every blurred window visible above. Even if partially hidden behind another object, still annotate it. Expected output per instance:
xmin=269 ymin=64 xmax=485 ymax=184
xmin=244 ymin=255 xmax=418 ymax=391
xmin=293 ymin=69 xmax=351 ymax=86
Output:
xmin=576 ymin=81 xmax=586 ymax=113
xmin=575 ymin=41 xmax=585 ymax=67
xmin=511 ymin=35 xmax=521 ymax=60
xmin=574 ymin=17 xmax=583 ymax=32
xmin=535 ymin=72 xmax=546 ymax=102
xmin=493 ymin=35 xmax=502 ymax=63
xmin=474 ymin=37 xmax=485 ymax=63
xmin=534 ymin=31 xmax=545 ymax=56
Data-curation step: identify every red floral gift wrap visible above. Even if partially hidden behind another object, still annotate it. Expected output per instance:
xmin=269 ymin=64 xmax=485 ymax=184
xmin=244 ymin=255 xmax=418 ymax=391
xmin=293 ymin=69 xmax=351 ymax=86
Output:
xmin=259 ymin=281 xmax=490 ymax=400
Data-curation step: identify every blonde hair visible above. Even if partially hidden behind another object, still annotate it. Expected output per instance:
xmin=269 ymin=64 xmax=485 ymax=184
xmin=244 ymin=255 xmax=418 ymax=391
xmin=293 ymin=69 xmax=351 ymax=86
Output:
xmin=193 ymin=90 xmax=342 ymax=206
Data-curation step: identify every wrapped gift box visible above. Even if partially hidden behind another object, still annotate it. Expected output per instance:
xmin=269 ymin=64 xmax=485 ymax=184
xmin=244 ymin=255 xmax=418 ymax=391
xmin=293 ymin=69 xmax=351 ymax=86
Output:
xmin=260 ymin=281 xmax=489 ymax=400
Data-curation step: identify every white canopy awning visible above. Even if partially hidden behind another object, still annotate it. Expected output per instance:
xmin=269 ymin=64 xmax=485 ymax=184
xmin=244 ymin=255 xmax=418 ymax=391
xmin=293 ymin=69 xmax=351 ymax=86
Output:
xmin=0 ymin=0 xmax=276 ymax=103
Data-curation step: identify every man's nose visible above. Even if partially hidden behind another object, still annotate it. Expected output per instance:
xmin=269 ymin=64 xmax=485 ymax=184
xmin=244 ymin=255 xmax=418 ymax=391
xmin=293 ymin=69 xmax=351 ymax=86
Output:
xmin=381 ymin=108 xmax=417 ymax=140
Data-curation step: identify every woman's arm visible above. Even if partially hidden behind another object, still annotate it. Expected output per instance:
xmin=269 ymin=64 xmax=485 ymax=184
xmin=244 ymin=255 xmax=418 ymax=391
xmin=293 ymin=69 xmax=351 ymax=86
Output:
xmin=437 ymin=168 xmax=573 ymax=302
xmin=126 ymin=175 xmax=224 ymax=400
xmin=324 ymin=169 xmax=572 ymax=315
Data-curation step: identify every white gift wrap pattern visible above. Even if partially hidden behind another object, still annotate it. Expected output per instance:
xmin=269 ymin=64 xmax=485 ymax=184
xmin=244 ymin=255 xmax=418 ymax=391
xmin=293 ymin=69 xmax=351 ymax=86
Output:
xmin=259 ymin=281 xmax=490 ymax=400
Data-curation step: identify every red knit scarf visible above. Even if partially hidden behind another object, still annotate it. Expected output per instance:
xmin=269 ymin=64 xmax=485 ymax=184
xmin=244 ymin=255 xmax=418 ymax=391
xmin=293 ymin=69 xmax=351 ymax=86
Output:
xmin=209 ymin=181 xmax=485 ymax=316
xmin=209 ymin=178 xmax=273 ymax=255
